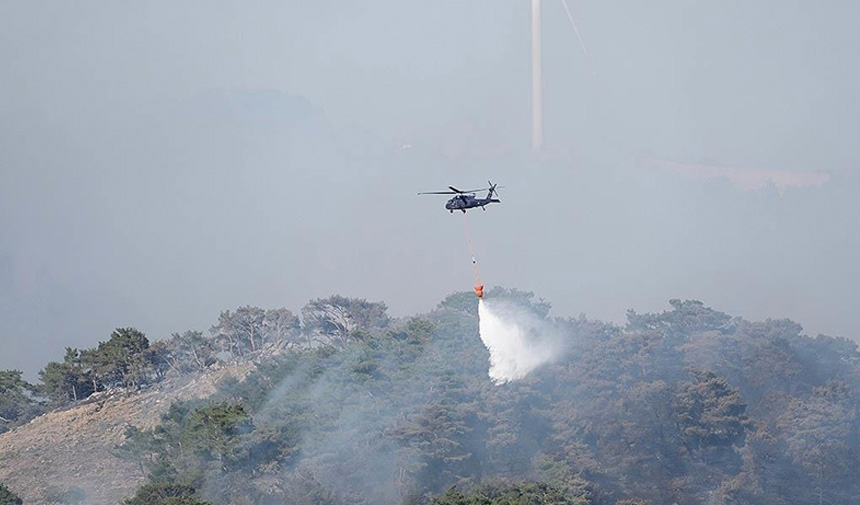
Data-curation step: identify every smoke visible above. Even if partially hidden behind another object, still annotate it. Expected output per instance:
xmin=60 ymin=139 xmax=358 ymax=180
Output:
xmin=222 ymin=325 xmax=473 ymax=504
xmin=478 ymin=298 xmax=565 ymax=384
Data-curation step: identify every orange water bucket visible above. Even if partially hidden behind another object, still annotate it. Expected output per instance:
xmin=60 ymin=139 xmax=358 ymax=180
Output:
xmin=474 ymin=284 xmax=484 ymax=298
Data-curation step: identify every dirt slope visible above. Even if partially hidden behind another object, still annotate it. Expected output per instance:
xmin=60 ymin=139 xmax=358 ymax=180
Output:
xmin=0 ymin=363 xmax=255 ymax=505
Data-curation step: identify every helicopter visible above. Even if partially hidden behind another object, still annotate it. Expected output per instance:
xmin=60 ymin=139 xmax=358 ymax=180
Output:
xmin=418 ymin=181 xmax=503 ymax=213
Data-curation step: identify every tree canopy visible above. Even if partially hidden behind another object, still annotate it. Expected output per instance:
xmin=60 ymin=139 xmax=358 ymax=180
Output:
xmin=4 ymin=291 xmax=860 ymax=505
xmin=0 ymin=371 xmax=40 ymax=433
xmin=106 ymin=294 xmax=860 ymax=504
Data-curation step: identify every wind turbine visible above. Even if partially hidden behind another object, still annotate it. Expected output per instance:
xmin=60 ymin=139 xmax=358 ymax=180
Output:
xmin=532 ymin=0 xmax=543 ymax=150
xmin=531 ymin=0 xmax=593 ymax=152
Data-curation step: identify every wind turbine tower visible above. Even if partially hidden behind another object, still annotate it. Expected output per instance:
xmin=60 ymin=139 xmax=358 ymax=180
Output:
xmin=531 ymin=0 xmax=543 ymax=150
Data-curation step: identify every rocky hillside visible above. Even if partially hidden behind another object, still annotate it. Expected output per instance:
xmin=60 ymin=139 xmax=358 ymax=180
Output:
xmin=0 ymin=362 xmax=255 ymax=505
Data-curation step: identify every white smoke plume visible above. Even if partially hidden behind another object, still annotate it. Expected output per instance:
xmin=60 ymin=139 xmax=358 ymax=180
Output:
xmin=478 ymin=298 xmax=565 ymax=384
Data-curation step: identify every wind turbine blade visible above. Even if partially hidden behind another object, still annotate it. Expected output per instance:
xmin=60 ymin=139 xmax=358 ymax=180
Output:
xmin=560 ymin=0 xmax=597 ymax=83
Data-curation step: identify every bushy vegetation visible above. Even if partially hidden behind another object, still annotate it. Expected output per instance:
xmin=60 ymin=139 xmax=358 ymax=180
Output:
xmin=0 ymin=295 xmax=387 ymax=430
xmin=0 ymin=371 xmax=42 ymax=434
xmin=4 ymin=289 xmax=860 ymax=504
xmin=0 ymin=483 xmax=22 ymax=505
xmin=112 ymin=292 xmax=860 ymax=504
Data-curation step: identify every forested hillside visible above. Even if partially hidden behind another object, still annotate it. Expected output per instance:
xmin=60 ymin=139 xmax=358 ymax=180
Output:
xmin=2 ymin=289 xmax=859 ymax=505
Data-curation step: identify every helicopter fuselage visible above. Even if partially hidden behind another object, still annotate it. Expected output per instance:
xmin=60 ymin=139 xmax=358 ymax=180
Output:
xmin=445 ymin=194 xmax=501 ymax=213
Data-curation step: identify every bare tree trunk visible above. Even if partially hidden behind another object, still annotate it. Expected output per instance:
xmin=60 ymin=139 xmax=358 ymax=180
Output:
xmin=160 ymin=355 xmax=182 ymax=375
xmin=189 ymin=346 xmax=205 ymax=370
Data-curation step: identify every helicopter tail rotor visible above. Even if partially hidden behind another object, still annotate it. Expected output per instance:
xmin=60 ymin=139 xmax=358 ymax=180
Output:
xmin=487 ymin=181 xmax=503 ymax=200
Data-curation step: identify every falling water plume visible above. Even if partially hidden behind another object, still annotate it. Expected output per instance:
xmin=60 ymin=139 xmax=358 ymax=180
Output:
xmin=477 ymin=298 xmax=564 ymax=384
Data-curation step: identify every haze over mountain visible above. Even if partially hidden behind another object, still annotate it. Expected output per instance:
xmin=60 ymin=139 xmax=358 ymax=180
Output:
xmin=3 ymin=290 xmax=859 ymax=505
xmin=2 ymin=1 xmax=860 ymax=378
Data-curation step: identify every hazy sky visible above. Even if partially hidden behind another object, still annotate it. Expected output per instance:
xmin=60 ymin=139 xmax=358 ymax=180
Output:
xmin=2 ymin=1 xmax=859 ymax=378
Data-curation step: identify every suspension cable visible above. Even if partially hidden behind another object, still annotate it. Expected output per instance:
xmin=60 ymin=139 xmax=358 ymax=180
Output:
xmin=462 ymin=212 xmax=483 ymax=297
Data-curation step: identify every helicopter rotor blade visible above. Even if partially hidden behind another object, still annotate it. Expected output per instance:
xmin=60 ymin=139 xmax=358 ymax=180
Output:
xmin=419 ymin=183 xmax=503 ymax=196
xmin=450 ymin=186 xmax=489 ymax=194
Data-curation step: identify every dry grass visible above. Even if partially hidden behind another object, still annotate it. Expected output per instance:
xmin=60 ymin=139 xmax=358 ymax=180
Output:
xmin=0 ymin=363 xmax=254 ymax=505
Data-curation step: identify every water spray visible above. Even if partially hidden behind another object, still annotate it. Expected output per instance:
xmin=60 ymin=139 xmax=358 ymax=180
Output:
xmin=478 ymin=298 xmax=564 ymax=384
